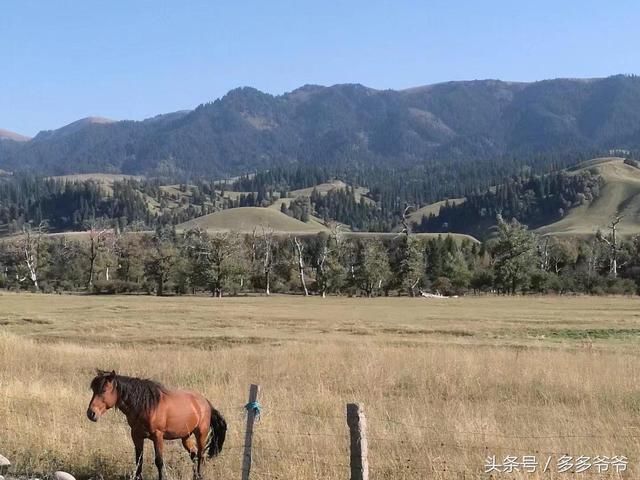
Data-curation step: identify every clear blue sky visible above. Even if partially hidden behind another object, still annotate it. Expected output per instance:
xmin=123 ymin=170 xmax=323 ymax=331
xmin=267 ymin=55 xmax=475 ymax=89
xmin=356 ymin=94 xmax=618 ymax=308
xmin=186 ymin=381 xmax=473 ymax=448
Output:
xmin=2 ymin=0 xmax=638 ymax=136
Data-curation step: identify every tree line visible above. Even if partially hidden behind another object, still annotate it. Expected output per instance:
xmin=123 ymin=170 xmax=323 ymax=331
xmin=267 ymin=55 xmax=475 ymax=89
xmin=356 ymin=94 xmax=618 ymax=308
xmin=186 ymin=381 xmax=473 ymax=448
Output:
xmin=1 ymin=217 xmax=638 ymax=297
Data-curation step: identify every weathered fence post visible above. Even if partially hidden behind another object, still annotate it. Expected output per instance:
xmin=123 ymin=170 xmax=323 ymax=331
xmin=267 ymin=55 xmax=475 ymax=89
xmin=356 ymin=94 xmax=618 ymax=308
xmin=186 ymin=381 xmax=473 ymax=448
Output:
xmin=241 ymin=384 xmax=261 ymax=480
xmin=346 ymin=403 xmax=369 ymax=480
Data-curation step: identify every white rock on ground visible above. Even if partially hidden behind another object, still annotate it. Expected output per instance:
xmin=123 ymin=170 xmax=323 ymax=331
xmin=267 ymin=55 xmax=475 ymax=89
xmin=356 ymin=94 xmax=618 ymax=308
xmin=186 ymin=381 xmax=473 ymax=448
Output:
xmin=54 ymin=472 xmax=76 ymax=480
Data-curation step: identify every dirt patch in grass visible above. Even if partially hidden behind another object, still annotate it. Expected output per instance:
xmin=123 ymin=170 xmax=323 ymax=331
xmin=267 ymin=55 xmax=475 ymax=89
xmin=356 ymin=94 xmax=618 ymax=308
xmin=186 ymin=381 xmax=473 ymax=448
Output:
xmin=334 ymin=327 xmax=374 ymax=335
xmin=379 ymin=327 xmax=474 ymax=337
xmin=0 ymin=317 xmax=52 ymax=325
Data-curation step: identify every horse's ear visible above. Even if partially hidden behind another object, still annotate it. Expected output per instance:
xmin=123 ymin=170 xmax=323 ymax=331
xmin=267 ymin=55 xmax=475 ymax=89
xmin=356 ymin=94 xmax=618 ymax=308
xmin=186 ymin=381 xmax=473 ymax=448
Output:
xmin=95 ymin=369 xmax=116 ymax=378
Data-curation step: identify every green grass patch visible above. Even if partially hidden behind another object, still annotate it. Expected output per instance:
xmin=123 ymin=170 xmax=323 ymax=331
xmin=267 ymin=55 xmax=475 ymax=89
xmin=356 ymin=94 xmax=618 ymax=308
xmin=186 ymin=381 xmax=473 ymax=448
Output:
xmin=532 ymin=328 xmax=640 ymax=340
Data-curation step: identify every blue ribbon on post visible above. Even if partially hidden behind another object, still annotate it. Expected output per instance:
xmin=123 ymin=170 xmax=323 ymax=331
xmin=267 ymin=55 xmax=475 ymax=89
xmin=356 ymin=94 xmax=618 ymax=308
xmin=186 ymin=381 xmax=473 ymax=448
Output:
xmin=245 ymin=401 xmax=262 ymax=420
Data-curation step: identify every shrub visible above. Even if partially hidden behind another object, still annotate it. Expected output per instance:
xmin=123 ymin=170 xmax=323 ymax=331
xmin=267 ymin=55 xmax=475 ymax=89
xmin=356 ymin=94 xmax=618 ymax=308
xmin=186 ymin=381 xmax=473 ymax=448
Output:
xmin=546 ymin=273 xmax=574 ymax=294
xmin=470 ymin=269 xmax=494 ymax=293
xmin=92 ymin=280 xmax=141 ymax=294
xmin=38 ymin=281 xmax=54 ymax=294
xmin=530 ymin=271 xmax=551 ymax=293
xmin=432 ymin=276 xmax=454 ymax=296
xmin=606 ymin=278 xmax=637 ymax=295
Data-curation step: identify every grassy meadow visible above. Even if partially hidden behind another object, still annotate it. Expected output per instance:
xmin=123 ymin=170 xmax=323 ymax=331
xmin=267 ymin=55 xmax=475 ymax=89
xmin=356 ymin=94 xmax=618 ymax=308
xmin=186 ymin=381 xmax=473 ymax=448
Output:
xmin=1 ymin=293 xmax=640 ymax=479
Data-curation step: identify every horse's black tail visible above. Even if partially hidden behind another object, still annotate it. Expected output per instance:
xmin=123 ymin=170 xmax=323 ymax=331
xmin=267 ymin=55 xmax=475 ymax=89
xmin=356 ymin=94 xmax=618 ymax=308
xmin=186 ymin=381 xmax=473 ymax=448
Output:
xmin=207 ymin=402 xmax=227 ymax=458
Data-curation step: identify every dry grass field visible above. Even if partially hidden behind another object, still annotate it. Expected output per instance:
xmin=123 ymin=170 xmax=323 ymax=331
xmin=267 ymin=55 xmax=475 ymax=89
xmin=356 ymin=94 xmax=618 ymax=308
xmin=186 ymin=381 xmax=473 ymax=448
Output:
xmin=176 ymin=207 xmax=328 ymax=234
xmin=2 ymin=293 xmax=640 ymax=479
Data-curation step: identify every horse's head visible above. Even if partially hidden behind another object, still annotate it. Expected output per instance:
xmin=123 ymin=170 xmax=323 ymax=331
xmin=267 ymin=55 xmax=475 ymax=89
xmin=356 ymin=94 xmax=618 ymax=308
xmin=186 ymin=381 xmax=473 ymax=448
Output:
xmin=87 ymin=369 xmax=118 ymax=422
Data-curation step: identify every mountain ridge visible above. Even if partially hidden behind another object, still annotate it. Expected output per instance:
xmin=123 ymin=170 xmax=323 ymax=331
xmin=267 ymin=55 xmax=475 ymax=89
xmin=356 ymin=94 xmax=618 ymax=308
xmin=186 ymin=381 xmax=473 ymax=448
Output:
xmin=1 ymin=75 xmax=640 ymax=176
xmin=0 ymin=129 xmax=31 ymax=142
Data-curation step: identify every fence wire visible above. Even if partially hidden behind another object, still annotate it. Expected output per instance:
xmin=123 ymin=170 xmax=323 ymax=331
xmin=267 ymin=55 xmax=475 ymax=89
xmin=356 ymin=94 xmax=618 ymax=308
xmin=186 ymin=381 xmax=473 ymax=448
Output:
xmin=2 ymin=398 xmax=636 ymax=479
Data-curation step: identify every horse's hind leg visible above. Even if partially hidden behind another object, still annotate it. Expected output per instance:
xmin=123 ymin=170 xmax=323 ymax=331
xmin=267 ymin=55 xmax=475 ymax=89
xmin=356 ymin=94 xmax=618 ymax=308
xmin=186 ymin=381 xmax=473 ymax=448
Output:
xmin=182 ymin=436 xmax=198 ymax=479
xmin=194 ymin=428 xmax=208 ymax=480
xmin=182 ymin=436 xmax=198 ymax=462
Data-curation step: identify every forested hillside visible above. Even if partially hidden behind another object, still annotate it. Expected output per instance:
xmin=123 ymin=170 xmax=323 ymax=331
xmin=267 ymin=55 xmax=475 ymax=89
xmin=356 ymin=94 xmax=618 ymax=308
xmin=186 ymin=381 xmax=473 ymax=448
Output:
xmin=0 ymin=157 xmax=636 ymax=238
xmin=415 ymin=170 xmax=604 ymax=238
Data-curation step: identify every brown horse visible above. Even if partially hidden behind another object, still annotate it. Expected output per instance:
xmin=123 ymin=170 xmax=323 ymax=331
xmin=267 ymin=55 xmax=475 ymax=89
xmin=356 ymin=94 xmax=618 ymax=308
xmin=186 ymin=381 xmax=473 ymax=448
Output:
xmin=87 ymin=370 xmax=226 ymax=480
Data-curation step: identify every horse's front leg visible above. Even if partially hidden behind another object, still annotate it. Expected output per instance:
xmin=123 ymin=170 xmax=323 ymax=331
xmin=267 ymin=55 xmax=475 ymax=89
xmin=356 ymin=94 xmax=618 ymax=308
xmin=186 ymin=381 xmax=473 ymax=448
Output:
xmin=131 ymin=431 xmax=144 ymax=480
xmin=152 ymin=432 xmax=165 ymax=480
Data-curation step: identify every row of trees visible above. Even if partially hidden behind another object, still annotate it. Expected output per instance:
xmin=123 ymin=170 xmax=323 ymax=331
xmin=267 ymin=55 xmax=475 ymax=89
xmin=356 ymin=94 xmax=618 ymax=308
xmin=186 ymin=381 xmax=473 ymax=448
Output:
xmin=1 ymin=216 xmax=639 ymax=297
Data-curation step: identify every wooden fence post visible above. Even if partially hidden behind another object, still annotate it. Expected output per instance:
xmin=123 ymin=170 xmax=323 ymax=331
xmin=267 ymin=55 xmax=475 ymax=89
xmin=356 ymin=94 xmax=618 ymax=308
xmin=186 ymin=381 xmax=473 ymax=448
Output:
xmin=241 ymin=384 xmax=260 ymax=480
xmin=346 ymin=403 xmax=369 ymax=480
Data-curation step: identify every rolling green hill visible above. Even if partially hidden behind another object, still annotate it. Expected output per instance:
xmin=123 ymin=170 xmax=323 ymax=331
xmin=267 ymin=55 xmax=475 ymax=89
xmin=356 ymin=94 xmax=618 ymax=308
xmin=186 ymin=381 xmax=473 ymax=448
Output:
xmin=411 ymin=157 xmax=634 ymax=239
xmin=175 ymin=205 xmax=479 ymax=242
xmin=176 ymin=207 xmax=329 ymax=234
xmin=537 ymin=157 xmax=640 ymax=237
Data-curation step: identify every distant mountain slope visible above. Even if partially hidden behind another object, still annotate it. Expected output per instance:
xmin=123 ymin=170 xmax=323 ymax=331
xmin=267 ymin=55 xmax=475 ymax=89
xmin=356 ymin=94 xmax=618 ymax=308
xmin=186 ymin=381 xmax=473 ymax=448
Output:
xmin=537 ymin=158 xmax=640 ymax=237
xmin=47 ymin=173 xmax=143 ymax=194
xmin=0 ymin=129 xmax=31 ymax=142
xmin=34 ymin=116 xmax=115 ymax=141
xmin=177 ymin=207 xmax=328 ymax=234
xmin=2 ymin=75 xmax=640 ymax=176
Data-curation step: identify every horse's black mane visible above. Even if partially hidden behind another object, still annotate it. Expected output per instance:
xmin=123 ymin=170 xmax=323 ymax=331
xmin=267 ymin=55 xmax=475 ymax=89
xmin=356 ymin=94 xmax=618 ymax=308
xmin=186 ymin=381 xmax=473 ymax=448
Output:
xmin=92 ymin=372 xmax=167 ymax=414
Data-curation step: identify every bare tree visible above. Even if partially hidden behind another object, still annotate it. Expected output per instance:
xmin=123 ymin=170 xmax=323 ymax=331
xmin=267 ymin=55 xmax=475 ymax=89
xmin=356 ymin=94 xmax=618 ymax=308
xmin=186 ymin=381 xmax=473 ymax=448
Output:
xmin=85 ymin=221 xmax=112 ymax=289
xmin=292 ymin=236 xmax=309 ymax=296
xmin=16 ymin=221 xmax=47 ymax=290
xmin=328 ymin=221 xmax=344 ymax=247
xmin=255 ymin=226 xmax=274 ymax=296
xmin=400 ymin=204 xmax=415 ymax=237
xmin=316 ymin=242 xmax=329 ymax=298
xmin=538 ymin=236 xmax=551 ymax=271
xmin=250 ymin=227 xmax=259 ymax=263
xmin=596 ymin=215 xmax=624 ymax=278
xmin=397 ymin=205 xmax=424 ymax=296
xmin=548 ymin=239 xmax=577 ymax=275
xmin=103 ymin=230 xmax=118 ymax=282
